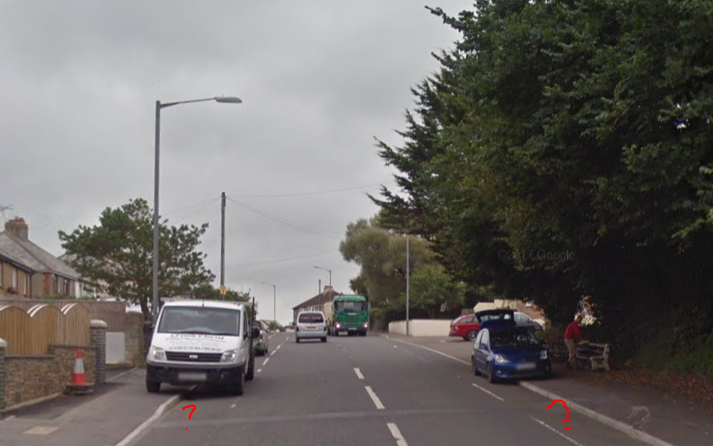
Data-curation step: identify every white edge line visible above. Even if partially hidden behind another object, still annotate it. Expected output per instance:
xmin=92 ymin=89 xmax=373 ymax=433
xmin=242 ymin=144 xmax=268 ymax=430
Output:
xmin=383 ymin=335 xmax=470 ymax=365
xmin=472 ymin=383 xmax=505 ymax=402
xmin=383 ymin=335 xmax=674 ymax=446
xmin=387 ymin=422 xmax=409 ymax=446
xmin=519 ymin=382 xmax=676 ymax=446
xmin=114 ymin=394 xmax=181 ymax=446
xmin=354 ymin=368 xmax=365 ymax=380
xmin=365 ymin=386 xmax=385 ymax=410
xmin=0 ymin=415 xmax=16 ymax=425
xmin=107 ymin=367 xmax=138 ymax=382
xmin=531 ymin=417 xmax=586 ymax=446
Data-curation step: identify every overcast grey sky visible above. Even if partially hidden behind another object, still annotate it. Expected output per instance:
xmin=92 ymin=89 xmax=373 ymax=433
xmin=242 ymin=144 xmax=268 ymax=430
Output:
xmin=0 ymin=0 xmax=470 ymax=324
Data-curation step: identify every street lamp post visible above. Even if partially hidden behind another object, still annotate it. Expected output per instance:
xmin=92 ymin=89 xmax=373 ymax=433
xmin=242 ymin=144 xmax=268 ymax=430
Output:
xmin=151 ymin=96 xmax=242 ymax=324
xmin=406 ymin=234 xmax=410 ymax=337
xmin=313 ymin=265 xmax=332 ymax=287
xmin=261 ymin=282 xmax=276 ymax=323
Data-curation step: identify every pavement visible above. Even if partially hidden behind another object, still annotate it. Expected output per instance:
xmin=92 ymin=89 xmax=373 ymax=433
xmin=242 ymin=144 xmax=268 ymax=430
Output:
xmin=0 ymin=368 xmax=185 ymax=446
xmin=1 ymin=332 xmax=709 ymax=446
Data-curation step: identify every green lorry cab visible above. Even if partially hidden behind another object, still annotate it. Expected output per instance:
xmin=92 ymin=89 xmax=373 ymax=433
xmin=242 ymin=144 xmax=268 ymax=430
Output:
xmin=325 ymin=295 xmax=369 ymax=336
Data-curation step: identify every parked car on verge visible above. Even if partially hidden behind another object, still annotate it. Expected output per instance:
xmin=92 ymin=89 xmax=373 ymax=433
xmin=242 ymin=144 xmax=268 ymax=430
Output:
xmin=145 ymin=300 xmax=259 ymax=395
xmin=253 ymin=320 xmax=269 ymax=356
xmin=449 ymin=308 xmax=542 ymax=341
xmin=295 ymin=311 xmax=327 ymax=343
xmin=471 ymin=320 xmax=552 ymax=383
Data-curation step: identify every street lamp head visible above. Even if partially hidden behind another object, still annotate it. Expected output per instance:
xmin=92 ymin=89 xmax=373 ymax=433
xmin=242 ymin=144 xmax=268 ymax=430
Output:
xmin=215 ymin=96 xmax=242 ymax=104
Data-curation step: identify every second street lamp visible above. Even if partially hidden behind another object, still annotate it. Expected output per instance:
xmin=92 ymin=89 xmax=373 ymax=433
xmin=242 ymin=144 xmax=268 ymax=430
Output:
xmin=151 ymin=96 xmax=242 ymax=324
xmin=313 ymin=265 xmax=331 ymax=287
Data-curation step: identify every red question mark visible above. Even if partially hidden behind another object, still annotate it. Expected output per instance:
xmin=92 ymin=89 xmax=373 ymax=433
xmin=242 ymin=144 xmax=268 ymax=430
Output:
xmin=547 ymin=400 xmax=571 ymax=430
xmin=182 ymin=405 xmax=196 ymax=430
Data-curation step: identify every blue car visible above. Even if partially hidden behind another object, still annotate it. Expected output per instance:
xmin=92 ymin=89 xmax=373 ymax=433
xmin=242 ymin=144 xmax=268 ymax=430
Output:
xmin=471 ymin=320 xmax=552 ymax=383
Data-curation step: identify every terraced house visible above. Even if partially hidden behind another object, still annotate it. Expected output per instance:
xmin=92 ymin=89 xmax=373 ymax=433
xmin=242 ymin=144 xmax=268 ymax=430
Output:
xmin=0 ymin=217 xmax=87 ymax=298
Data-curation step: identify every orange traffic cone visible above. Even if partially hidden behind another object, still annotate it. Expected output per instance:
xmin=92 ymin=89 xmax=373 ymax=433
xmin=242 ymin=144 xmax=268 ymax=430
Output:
xmin=65 ymin=348 xmax=93 ymax=395
xmin=70 ymin=348 xmax=87 ymax=385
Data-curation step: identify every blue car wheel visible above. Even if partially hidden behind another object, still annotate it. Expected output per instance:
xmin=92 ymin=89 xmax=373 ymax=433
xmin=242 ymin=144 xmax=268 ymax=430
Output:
xmin=487 ymin=363 xmax=498 ymax=383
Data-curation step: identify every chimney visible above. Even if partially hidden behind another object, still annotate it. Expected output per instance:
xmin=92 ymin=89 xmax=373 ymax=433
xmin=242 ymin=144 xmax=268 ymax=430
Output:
xmin=323 ymin=285 xmax=334 ymax=294
xmin=5 ymin=217 xmax=28 ymax=241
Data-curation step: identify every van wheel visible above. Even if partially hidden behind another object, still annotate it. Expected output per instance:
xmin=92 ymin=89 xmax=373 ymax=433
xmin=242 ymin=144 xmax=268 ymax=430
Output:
xmin=296 ymin=337 xmax=300 ymax=343
xmin=146 ymin=377 xmax=161 ymax=393
xmin=232 ymin=367 xmax=245 ymax=395
xmin=246 ymin=355 xmax=255 ymax=381
xmin=321 ymin=337 xmax=327 ymax=343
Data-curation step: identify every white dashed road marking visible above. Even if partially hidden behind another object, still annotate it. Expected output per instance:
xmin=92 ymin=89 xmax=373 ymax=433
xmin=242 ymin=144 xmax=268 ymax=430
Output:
xmin=354 ymin=368 xmax=365 ymax=380
xmin=257 ymin=369 xmax=262 ymax=374
xmin=263 ymin=358 xmax=270 ymax=366
xmin=531 ymin=417 xmax=586 ymax=446
xmin=387 ymin=423 xmax=409 ymax=446
xmin=472 ymin=383 xmax=505 ymax=402
xmin=365 ymin=386 xmax=385 ymax=410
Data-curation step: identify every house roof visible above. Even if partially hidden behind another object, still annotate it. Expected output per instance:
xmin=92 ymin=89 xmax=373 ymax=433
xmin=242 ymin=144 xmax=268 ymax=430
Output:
xmin=0 ymin=245 xmax=33 ymax=271
xmin=0 ymin=232 xmax=80 ymax=280
xmin=292 ymin=289 xmax=341 ymax=310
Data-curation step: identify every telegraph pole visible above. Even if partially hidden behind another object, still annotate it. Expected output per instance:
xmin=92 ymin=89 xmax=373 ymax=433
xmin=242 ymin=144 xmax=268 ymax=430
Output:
xmin=220 ymin=192 xmax=226 ymax=299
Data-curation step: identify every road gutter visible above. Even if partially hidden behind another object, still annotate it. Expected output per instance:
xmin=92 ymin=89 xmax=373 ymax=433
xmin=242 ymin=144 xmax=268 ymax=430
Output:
xmin=114 ymin=394 xmax=183 ymax=446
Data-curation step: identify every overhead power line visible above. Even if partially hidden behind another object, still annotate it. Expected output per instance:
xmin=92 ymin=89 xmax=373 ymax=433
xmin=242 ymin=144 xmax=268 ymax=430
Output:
xmin=229 ymin=183 xmax=387 ymax=199
xmin=171 ymin=198 xmax=221 ymax=224
xmin=233 ymin=250 xmax=337 ymax=267
xmin=164 ymin=197 xmax=221 ymax=217
xmin=226 ymin=197 xmax=342 ymax=240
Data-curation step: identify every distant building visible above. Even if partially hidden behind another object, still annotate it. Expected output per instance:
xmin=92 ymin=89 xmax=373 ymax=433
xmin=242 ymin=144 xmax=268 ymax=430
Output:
xmin=292 ymin=285 xmax=341 ymax=322
xmin=0 ymin=217 xmax=90 ymax=298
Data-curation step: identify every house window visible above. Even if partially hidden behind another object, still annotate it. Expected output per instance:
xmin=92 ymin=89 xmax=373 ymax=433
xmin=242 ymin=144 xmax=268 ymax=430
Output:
xmin=25 ymin=274 xmax=29 ymax=296
xmin=64 ymin=279 xmax=71 ymax=295
xmin=54 ymin=276 xmax=60 ymax=294
xmin=0 ymin=263 xmax=3 ymax=287
xmin=12 ymin=268 xmax=17 ymax=289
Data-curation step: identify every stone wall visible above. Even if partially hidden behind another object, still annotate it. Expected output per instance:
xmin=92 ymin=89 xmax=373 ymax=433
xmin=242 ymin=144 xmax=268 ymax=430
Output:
xmin=3 ymin=345 xmax=96 ymax=410
xmin=0 ymin=319 xmax=105 ymax=412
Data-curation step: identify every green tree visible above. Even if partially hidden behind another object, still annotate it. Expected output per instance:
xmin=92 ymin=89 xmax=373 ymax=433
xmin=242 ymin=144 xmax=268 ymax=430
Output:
xmin=339 ymin=213 xmax=467 ymax=320
xmin=339 ymin=215 xmax=433 ymax=307
xmin=373 ymin=0 xmax=713 ymax=363
xmin=408 ymin=264 xmax=466 ymax=318
xmin=191 ymin=283 xmax=251 ymax=302
xmin=59 ymin=198 xmax=215 ymax=321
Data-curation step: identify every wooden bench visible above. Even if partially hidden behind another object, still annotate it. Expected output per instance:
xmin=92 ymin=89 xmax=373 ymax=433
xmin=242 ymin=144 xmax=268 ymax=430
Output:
xmin=576 ymin=342 xmax=611 ymax=371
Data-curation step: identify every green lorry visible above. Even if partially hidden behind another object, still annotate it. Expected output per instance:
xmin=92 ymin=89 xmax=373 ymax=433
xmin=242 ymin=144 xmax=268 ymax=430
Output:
xmin=325 ymin=295 xmax=369 ymax=336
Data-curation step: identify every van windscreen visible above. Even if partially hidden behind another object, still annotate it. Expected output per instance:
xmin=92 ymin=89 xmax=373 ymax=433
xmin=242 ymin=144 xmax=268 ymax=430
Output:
xmin=158 ymin=307 xmax=241 ymax=336
xmin=299 ymin=313 xmax=324 ymax=323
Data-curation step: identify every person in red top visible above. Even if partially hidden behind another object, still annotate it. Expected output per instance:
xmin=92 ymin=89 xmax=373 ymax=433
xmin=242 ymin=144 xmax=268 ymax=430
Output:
xmin=564 ymin=314 xmax=584 ymax=370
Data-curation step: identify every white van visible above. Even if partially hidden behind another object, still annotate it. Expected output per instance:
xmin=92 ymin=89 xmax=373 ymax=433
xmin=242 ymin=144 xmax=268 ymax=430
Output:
xmin=146 ymin=300 xmax=258 ymax=395
xmin=295 ymin=311 xmax=327 ymax=343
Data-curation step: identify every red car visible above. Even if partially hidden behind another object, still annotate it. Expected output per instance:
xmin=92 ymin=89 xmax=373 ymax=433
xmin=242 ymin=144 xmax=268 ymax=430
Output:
xmin=449 ymin=314 xmax=481 ymax=340
xmin=449 ymin=309 xmax=524 ymax=341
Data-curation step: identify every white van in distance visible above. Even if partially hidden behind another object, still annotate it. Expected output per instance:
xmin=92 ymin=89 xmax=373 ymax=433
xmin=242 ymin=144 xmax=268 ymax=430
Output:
xmin=146 ymin=300 xmax=258 ymax=395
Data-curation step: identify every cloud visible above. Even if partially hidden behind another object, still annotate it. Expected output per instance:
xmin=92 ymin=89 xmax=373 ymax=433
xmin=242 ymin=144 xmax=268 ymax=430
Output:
xmin=0 ymin=0 xmax=470 ymax=323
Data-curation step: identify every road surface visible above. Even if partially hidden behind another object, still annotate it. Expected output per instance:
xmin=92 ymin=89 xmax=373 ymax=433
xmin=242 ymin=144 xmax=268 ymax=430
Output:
xmin=127 ymin=333 xmax=648 ymax=446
